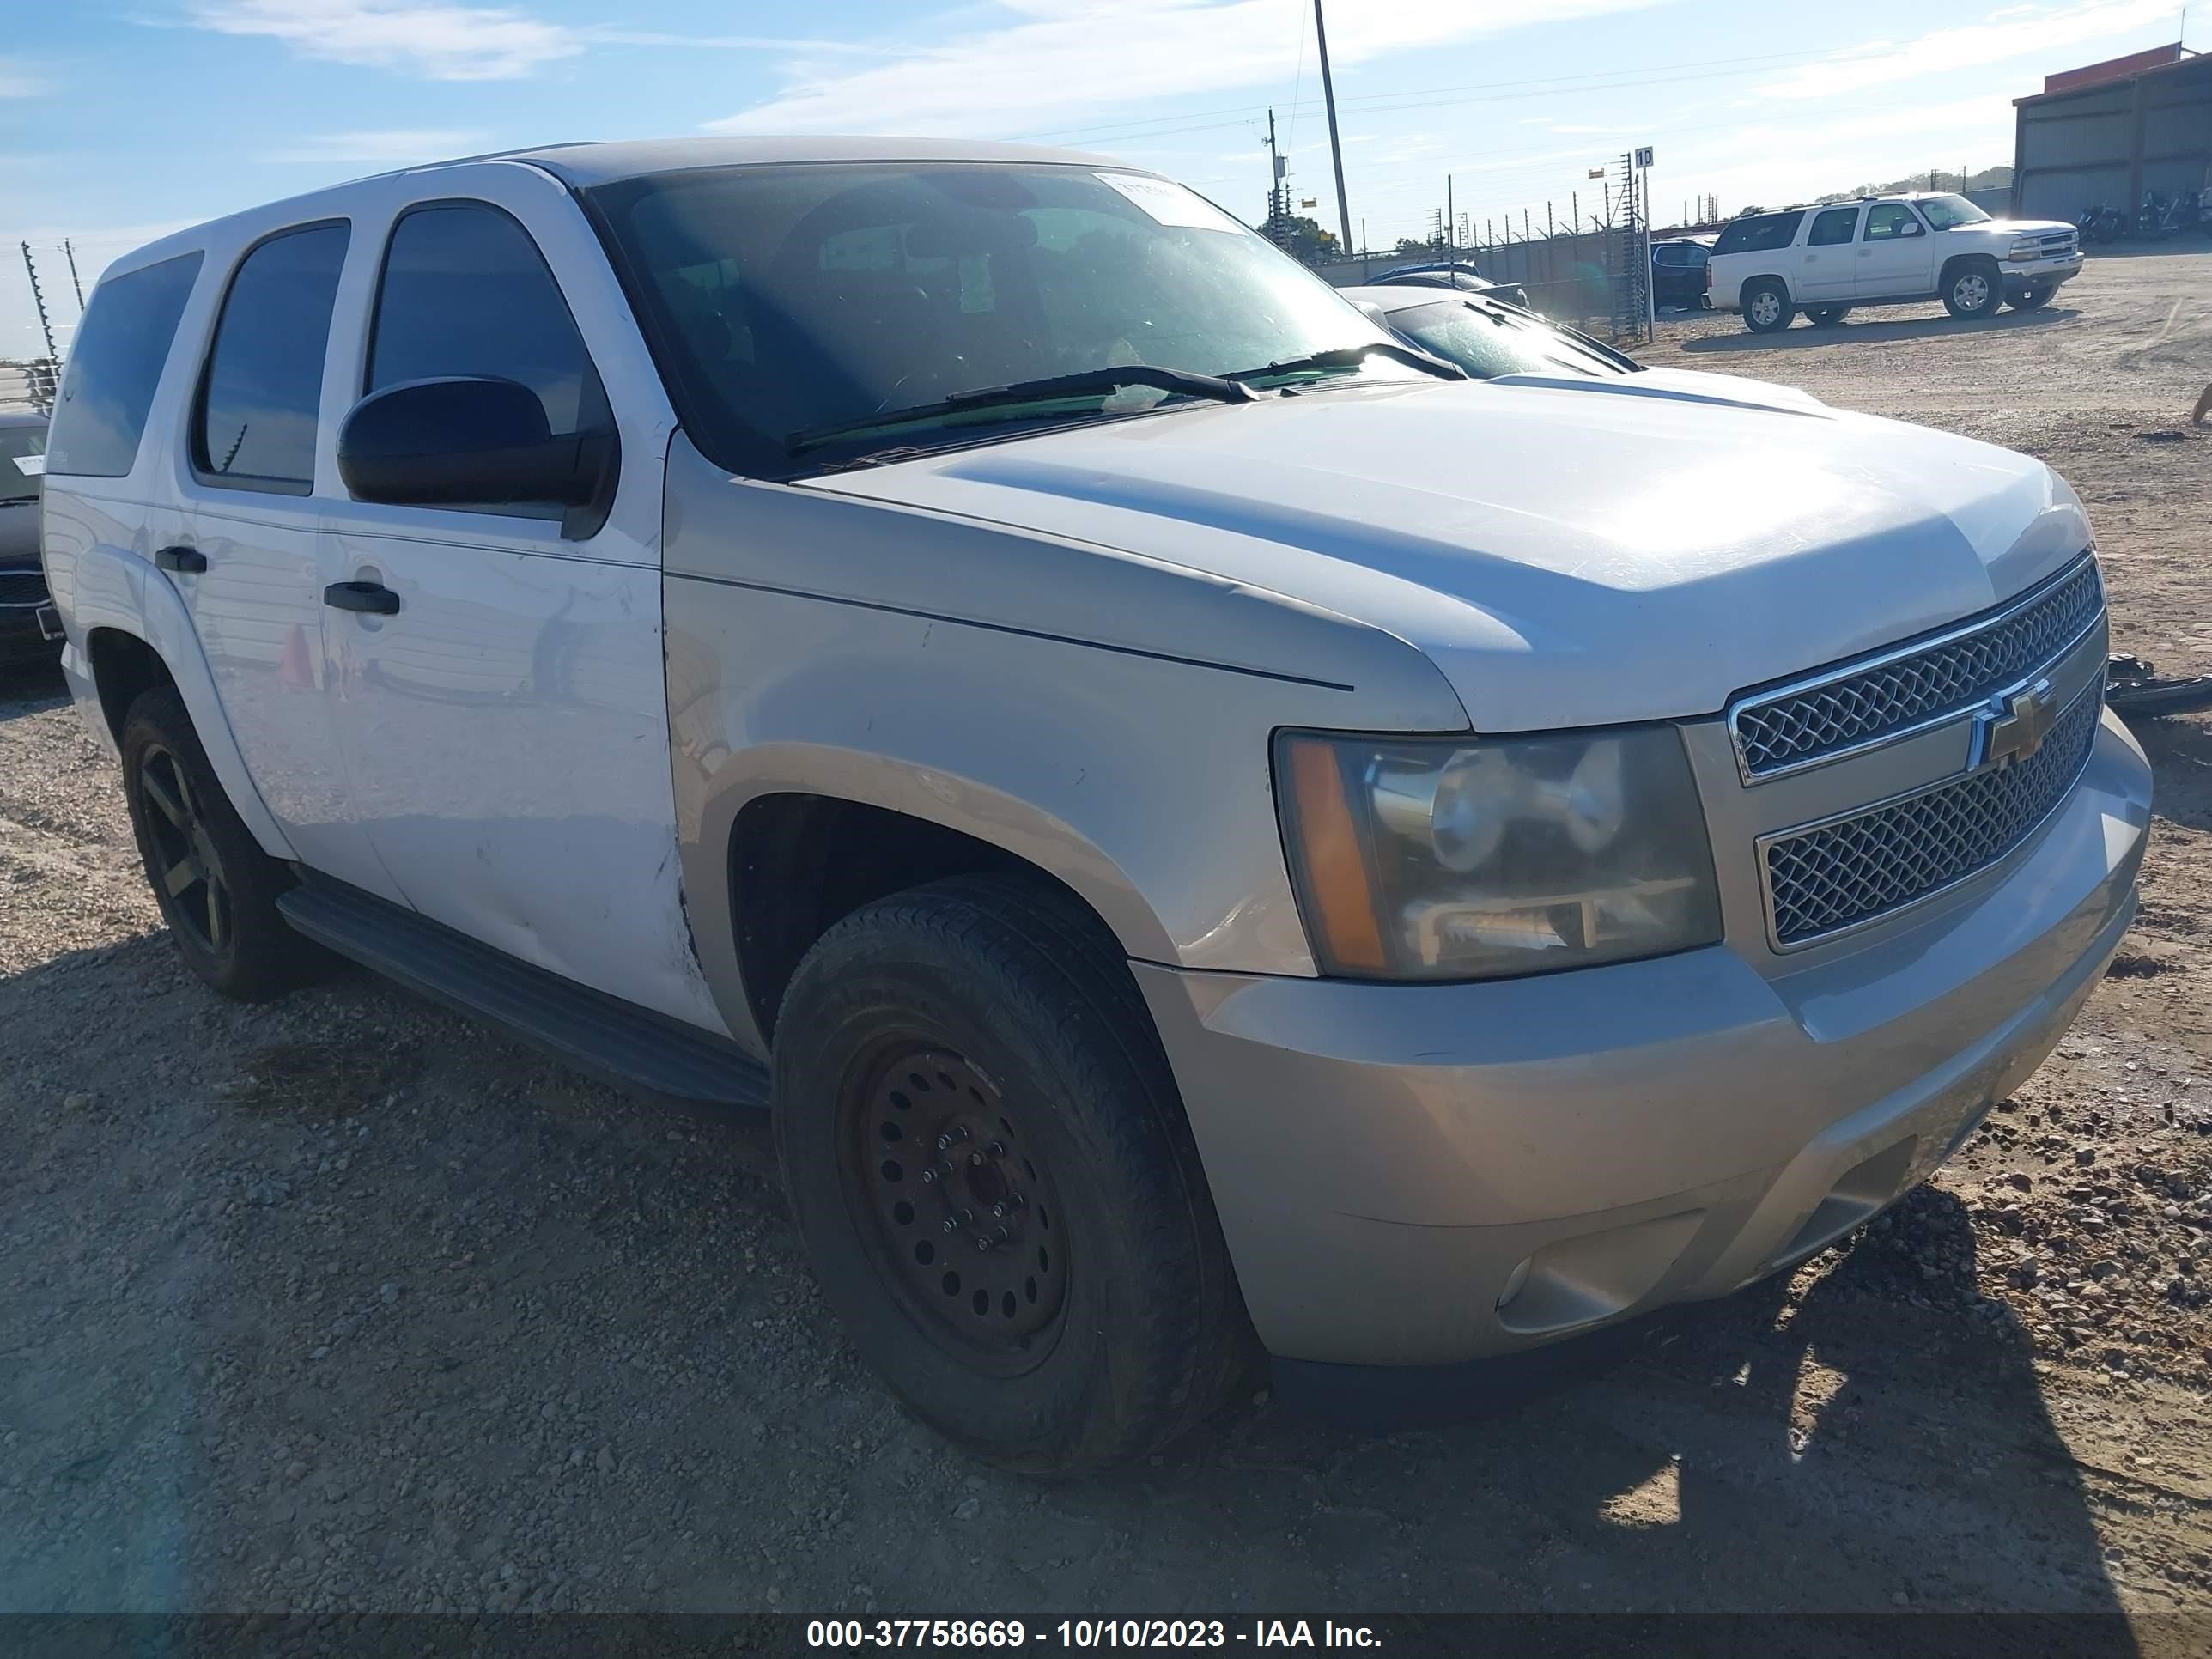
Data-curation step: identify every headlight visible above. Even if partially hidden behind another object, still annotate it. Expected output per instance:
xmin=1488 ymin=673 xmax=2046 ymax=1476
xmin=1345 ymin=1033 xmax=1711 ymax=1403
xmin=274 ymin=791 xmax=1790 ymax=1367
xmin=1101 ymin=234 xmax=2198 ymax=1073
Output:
xmin=1275 ymin=726 xmax=1723 ymax=980
xmin=2008 ymin=241 xmax=2039 ymax=260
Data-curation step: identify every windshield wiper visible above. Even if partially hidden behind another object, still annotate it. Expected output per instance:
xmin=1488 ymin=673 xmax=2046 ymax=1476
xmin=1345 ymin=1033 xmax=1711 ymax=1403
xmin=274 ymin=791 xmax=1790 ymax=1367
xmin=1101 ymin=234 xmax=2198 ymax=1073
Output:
xmin=788 ymin=366 xmax=1256 ymax=455
xmin=1227 ymin=342 xmax=1467 ymax=385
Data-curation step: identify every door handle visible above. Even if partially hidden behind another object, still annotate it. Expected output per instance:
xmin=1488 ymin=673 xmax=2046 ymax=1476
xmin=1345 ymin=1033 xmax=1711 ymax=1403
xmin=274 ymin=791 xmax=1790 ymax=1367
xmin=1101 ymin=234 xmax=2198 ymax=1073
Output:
xmin=153 ymin=545 xmax=206 ymax=574
xmin=324 ymin=580 xmax=401 ymax=616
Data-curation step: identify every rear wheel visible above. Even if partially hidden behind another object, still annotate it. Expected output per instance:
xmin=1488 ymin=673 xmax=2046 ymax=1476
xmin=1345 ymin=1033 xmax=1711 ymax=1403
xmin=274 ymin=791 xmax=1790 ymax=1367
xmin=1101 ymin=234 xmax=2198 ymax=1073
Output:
xmin=772 ymin=875 xmax=1252 ymax=1474
xmin=1742 ymin=279 xmax=1794 ymax=333
xmin=1807 ymin=305 xmax=1851 ymax=326
xmin=119 ymin=685 xmax=329 ymax=1000
xmin=1942 ymin=258 xmax=2002 ymax=319
xmin=2007 ymin=283 xmax=2053 ymax=312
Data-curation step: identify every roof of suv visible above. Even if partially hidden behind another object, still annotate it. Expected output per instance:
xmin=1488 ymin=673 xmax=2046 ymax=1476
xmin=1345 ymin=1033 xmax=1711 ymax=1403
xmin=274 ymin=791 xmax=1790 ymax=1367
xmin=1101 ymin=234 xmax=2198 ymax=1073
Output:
xmin=99 ymin=137 xmax=1139 ymax=279
xmin=505 ymin=136 xmax=1123 ymax=186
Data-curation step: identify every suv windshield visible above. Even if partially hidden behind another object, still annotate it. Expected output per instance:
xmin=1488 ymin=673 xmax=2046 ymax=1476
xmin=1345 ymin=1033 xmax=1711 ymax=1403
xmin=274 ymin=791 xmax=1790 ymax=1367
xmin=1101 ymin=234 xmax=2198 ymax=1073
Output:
xmin=1917 ymin=194 xmax=1991 ymax=231
xmin=0 ymin=423 xmax=45 ymax=504
xmin=586 ymin=163 xmax=1412 ymax=475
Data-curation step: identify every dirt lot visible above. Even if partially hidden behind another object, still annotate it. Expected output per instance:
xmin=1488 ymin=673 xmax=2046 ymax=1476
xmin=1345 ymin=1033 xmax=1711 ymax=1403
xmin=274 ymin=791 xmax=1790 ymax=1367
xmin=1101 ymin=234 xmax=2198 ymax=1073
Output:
xmin=5 ymin=249 xmax=2212 ymax=1640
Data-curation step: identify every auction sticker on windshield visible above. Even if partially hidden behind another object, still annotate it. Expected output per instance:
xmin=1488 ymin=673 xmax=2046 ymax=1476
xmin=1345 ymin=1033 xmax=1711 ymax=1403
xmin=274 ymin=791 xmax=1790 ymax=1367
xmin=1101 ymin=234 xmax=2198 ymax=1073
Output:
xmin=12 ymin=454 xmax=43 ymax=477
xmin=1095 ymin=173 xmax=1243 ymax=234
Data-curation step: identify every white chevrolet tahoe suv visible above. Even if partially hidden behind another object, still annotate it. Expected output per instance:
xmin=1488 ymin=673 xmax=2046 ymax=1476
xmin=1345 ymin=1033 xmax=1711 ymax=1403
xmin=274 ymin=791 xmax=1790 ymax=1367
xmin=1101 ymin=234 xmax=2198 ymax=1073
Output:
xmin=1706 ymin=192 xmax=2084 ymax=331
xmin=42 ymin=138 xmax=2149 ymax=1473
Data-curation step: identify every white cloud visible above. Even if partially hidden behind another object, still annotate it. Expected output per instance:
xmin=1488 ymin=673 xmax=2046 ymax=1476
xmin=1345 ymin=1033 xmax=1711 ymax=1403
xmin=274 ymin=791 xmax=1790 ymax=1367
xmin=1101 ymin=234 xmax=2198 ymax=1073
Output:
xmin=274 ymin=128 xmax=486 ymax=163
xmin=1759 ymin=0 xmax=2181 ymax=100
xmin=186 ymin=0 xmax=580 ymax=81
xmin=0 ymin=58 xmax=43 ymax=98
xmin=705 ymin=0 xmax=1665 ymax=137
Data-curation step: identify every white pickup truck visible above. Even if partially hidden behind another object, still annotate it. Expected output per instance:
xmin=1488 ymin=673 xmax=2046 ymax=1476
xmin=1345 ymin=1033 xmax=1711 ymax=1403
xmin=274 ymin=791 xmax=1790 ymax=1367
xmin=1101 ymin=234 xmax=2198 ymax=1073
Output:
xmin=42 ymin=138 xmax=2148 ymax=1473
xmin=1705 ymin=192 xmax=2083 ymax=331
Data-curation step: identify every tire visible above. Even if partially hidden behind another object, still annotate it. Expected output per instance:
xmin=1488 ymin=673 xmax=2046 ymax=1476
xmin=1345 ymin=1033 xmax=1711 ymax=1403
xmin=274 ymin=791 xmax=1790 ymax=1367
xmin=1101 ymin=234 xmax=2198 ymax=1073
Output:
xmin=1807 ymin=305 xmax=1851 ymax=326
xmin=119 ymin=684 xmax=328 ymax=1000
xmin=2008 ymin=283 xmax=2053 ymax=312
xmin=772 ymin=874 xmax=1253 ymax=1474
xmin=1942 ymin=258 xmax=2002 ymax=320
xmin=1741 ymin=279 xmax=1794 ymax=333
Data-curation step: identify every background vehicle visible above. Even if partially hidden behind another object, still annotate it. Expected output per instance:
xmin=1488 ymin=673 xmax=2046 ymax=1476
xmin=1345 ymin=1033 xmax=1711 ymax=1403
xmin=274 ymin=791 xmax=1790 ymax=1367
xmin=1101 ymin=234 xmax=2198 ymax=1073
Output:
xmin=41 ymin=138 xmax=2150 ymax=1477
xmin=1370 ymin=259 xmax=1530 ymax=307
xmin=0 ymin=410 xmax=54 ymax=666
xmin=1706 ymin=194 xmax=2081 ymax=332
xmin=1650 ymin=236 xmax=1713 ymax=309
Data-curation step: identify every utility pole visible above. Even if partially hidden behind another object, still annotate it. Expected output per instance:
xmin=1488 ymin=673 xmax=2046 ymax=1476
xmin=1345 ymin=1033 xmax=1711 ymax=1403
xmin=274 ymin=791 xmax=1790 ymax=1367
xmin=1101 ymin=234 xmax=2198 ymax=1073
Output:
xmin=63 ymin=240 xmax=84 ymax=310
xmin=21 ymin=242 xmax=56 ymax=363
xmin=1312 ymin=0 xmax=1353 ymax=258
xmin=1445 ymin=174 xmax=1455 ymax=263
xmin=1265 ymin=107 xmax=1283 ymax=229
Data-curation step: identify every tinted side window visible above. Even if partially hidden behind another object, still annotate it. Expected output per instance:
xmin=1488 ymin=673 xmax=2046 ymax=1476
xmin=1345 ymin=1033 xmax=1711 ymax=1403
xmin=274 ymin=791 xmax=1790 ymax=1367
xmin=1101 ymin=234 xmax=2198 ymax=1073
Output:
xmin=1808 ymin=208 xmax=1859 ymax=247
xmin=195 ymin=223 xmax=350 ymax=493
xmin=1714 ymin=212 xmax=1803 ymax=256
xmin=368 ymin=203 xmax=605 ymax=447
xmin=46 ymin=252 xmax=203 ymax=478
xmin=1864 ymin=204 xmax=1924 ymax=240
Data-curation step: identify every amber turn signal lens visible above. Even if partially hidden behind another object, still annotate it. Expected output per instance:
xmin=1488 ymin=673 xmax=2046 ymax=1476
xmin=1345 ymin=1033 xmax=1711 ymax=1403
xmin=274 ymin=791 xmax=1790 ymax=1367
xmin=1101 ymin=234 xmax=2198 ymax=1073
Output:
xmin=1283 ymin=737 xmax=1389 ymax=972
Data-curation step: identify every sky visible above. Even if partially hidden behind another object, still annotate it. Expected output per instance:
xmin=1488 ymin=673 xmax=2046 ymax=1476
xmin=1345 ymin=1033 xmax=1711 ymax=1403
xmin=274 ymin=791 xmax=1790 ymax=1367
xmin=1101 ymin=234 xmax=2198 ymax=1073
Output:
xmin=1 ymin=0 xmax=2201 ymax=358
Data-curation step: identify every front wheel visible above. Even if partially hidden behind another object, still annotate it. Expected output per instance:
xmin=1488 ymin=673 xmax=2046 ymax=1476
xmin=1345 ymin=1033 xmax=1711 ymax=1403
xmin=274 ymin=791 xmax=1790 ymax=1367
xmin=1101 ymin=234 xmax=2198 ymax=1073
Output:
xmin=1742 ymin=280 xmax=1794 ymax=333
xmin=772 ymin=876 xmax=1252 ymax=1474
xmin=1942 ymin=259 xmax=2002 ymax=319
xmin=2007 ymin=283 xmax=2054 ymax=311
xmin=1807 ymin=305 xmax=1851 ymax=326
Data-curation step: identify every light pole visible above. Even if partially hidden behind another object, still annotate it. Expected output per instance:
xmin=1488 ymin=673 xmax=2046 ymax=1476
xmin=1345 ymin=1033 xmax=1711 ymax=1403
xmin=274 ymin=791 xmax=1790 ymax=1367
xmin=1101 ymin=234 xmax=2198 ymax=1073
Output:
xmin=1313 ymin=0 xmax=1352 ymax=257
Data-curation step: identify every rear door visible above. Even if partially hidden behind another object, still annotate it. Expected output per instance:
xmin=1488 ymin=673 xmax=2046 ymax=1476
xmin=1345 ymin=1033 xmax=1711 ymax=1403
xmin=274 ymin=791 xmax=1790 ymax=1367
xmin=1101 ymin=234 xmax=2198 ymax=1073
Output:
xmin=1854 ymin=203 xmax=1936 ymax=299
xmin=172 ymin=220 xmax=407 ymax=900
xmin=1797 ymin=206 xmax=1861 ymax=303
xmin=316 ymin=168 xmax=725 ymax=1030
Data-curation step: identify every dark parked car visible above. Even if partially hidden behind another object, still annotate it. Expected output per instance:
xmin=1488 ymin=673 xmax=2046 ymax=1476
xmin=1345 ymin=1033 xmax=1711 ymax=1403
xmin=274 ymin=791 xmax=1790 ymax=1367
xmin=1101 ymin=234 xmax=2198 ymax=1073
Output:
xmin=0 ymin=409 xmax=55 ymax=665
xmin=1370 ymin=260 xmax=1529 ymax=308
xmin=1650 ymin=238 xmax=1713 ymax=309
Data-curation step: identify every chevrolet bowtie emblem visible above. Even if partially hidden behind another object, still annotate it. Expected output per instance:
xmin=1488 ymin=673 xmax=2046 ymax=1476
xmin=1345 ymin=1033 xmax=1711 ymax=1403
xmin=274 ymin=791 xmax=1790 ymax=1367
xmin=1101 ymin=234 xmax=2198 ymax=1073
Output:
xmin=1977 ymin=677 xmax=2058 ymax=769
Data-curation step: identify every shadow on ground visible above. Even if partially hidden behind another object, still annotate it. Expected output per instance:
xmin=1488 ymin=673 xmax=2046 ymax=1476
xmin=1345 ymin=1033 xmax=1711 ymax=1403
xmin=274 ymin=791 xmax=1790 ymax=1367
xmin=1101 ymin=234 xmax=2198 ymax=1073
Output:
xmin=1680 ymin=307 xmax=2077 ymax=353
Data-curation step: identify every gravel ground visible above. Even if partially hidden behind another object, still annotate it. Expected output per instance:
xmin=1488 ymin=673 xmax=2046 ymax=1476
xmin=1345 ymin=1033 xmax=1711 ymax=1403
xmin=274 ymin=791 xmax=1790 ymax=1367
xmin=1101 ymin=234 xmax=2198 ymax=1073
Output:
xmin=5 ymin=248 xmax=2212 ymax=1637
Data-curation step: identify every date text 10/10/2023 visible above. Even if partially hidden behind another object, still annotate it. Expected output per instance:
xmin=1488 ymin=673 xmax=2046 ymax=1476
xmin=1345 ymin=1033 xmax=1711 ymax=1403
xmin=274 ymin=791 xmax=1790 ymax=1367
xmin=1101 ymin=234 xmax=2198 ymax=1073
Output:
xmin=806 ymin=1620 xmax=1383 ymax=1649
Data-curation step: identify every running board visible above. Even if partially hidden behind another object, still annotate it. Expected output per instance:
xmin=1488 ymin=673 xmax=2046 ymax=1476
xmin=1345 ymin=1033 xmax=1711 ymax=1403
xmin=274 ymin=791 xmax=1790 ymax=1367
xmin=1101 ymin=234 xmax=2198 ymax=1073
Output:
xmin=276 ymin=877 xmax=769 ymax=1110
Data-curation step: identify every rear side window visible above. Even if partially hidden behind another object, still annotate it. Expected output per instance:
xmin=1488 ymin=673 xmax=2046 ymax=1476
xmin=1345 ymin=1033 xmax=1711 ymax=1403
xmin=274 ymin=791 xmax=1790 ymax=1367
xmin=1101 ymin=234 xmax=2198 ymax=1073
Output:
xmin=368 ymin=202 xmax=605 ymax=444
xmin=195 ymin=222 xmax=350 ymax=493
xmin=1712 ymin=212 xmax=1805 ymax=256
xmin=46 ymin=252 xmax=202 ymax=478
xmin=1808 ymin=208 xmax=1859 ymax=247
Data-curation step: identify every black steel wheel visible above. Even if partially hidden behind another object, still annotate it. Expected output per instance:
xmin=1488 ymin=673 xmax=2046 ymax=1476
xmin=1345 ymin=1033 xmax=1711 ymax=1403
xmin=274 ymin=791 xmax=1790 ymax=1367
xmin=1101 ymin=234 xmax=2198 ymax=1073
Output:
xmin=774 ymin=875 xmax=1254 ymax=1474
xmin=847 ymin=1043 xmax=1069 ymax=1369
xmin=120 ymin=684 xmax=329 ymax=1000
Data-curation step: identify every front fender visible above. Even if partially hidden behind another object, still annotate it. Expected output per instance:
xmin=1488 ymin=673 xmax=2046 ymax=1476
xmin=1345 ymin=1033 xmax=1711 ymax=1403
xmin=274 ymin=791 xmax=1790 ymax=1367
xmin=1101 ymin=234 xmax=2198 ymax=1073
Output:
xmin=46 ymin=504 xmax=297 ymax=861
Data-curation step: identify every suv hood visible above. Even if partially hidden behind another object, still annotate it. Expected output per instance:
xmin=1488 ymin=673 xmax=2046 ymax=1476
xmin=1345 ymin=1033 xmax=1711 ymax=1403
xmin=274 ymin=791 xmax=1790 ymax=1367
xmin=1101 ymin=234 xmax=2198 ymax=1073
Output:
xmin=1971 ymin=218 xmax=2075 ymax=237
xmin=805 ymin=374 xmax=2089 ymax=731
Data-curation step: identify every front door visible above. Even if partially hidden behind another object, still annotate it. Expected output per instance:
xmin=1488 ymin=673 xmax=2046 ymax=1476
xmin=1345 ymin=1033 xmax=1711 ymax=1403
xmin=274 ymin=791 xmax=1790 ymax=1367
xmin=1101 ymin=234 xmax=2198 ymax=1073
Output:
xmin=316 ymin=178 xmax=725 ymax=1032
xmin=1797 ymin=206 xmax=1861 ymax=303
xmin=174 ymin=219 xmax=405 ymax=902
xmin=1854 ymin=203 xmax=1935 ymax=300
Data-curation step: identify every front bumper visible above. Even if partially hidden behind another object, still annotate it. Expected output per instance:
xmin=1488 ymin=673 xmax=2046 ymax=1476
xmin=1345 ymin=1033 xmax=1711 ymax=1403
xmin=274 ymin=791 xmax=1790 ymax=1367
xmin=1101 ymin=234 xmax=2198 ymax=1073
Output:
xmin=2006 ymin=253 xmax=2081 ymax=293
xmin=1136 ymin=713 xmax=2150 ymax=1367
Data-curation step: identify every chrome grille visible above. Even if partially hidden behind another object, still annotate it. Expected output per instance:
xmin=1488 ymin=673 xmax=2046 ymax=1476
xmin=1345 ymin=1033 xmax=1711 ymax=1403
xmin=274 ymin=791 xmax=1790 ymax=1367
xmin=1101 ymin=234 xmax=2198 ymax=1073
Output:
xmin=0 ymin=568 xmax=48 ymax=607
xmin=1762 ymin=677 xmax=2102 ymax=946
xmin=1729 ymin=556 xmax=2102 ymax=780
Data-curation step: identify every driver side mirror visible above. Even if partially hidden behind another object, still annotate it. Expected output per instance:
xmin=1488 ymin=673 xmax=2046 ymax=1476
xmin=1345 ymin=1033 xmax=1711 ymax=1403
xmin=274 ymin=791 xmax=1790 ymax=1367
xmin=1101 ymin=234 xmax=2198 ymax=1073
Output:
xmin=337 ymin=375 xmax=617 ymax=538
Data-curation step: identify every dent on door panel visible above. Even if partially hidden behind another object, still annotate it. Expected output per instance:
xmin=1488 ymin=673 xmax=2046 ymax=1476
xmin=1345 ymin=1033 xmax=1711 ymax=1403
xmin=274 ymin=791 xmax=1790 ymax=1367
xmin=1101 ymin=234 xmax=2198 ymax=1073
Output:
xmin=322 ymin=527 xmax=728 ymax=1033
